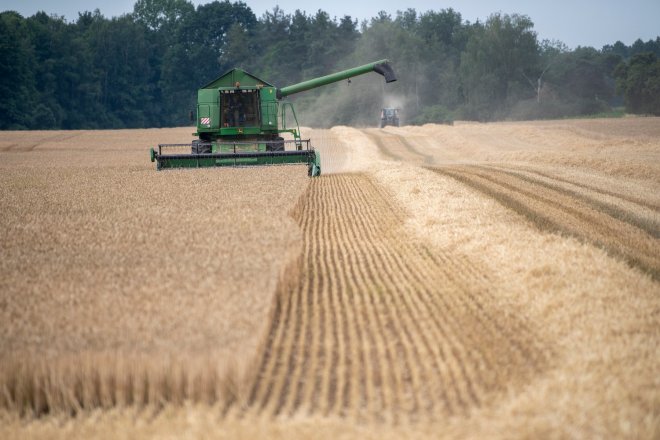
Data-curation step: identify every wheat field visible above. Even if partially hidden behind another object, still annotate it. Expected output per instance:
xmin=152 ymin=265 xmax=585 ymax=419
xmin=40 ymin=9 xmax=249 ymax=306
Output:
xmin=1 ymin=118 xmax=659 ymax=438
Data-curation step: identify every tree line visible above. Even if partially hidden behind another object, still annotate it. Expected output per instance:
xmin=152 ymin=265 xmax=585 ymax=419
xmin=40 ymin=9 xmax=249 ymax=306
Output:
xmin=1 ymin=0 xmax=659 ymax=130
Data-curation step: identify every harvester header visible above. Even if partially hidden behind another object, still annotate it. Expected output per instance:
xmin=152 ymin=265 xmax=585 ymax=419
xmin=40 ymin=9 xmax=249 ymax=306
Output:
xmin=150 ymin=59 xmax=397 ymax=176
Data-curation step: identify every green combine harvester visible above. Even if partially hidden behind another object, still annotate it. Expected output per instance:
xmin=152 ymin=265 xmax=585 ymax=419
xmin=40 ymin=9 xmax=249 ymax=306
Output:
xmin=150 ymin=60 xmax=396 ymax=176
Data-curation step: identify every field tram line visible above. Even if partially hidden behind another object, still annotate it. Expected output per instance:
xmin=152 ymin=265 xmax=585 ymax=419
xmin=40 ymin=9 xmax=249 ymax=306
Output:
xmin=501 ymin=165 xmax=660 ymax=212
xmin=341 ymin=179 xmax=384 ymax=421
xmin=346 ymin=175 xmax=453 ymax=421
xmin=344 ymin=209 xmax=399 ymax=422
xmin=349 ymin=179 xmax=467 ymax=418
xmin=433 ymin=165 xmax=660 ymax=280
xmin=346 ymin=180 xmax=425 ymax=422
xmin=364 ymin=131 xmax=404 ymax=161
xmin=420 ymin=248 xmax=551 ymax=382
xmin=437 ymin=166 xmax=657 ymax=268
xmin=276 ymin=183 xmax=338 ymax=418
xmin=364 ymin=130 xmax=434 ymax=165
xmin=262 ymin=184 xmax=324 ymax=418
xmin=344 ymin=228 xmax=385 ymax=423
xmin=287 ymin=201 xmax=319 ymax=416
xmin=480 ymin=164 xmax=660 ymax=238
xmin=363 ymin=180 xmax=537 ymax=406
xmin=332 ymin=178 xmax=376 ymax=420
xmin=283 ymin=195 xmax=332 ymax=418
xmin=390 ymin=132 xmax=436 ymax=165
xmin=317 ymin=180 xmax=343 ymax=417
xmin=346 ymin=177 xmax=406 ymax=420
xmin=342 ymin=182 xmax=414 ymax=416
xmin=303 ymin=186 xmax=327 ymax=415
xmin=318 ymin=179 xmax=400 ymax=422
xmin=369 ymin=176 xmax=552 ymax=397
xmin=391 ymin=247 xmax=484 ymax=411
xmin=271 ymin=249 xmax=309 ymax=417
xmin=239 ymin=172 xmax=551 ymax=424
xmin=343 ymin=175 xmax=469 ymax=420
xmin=402 ymin=241 xmax=541 ymax=409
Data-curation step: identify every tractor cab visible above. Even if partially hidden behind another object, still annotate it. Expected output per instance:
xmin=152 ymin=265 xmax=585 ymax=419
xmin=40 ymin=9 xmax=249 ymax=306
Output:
xmin=380 ymin=108 xmax=400 ymax=128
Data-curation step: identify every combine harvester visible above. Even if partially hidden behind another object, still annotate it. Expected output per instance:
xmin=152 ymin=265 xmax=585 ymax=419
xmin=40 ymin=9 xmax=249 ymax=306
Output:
xmin=150 ymin=60 xmax=397 ymax=176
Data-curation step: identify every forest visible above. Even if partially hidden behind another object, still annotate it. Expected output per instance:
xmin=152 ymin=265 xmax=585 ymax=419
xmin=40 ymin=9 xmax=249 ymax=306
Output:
xmin=1 ymin=0 xmax=659 ymax=129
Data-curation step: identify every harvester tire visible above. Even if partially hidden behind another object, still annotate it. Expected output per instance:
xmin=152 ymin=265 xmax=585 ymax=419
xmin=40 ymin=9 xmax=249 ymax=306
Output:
xmin=192 ymin=140 xmax=211 ymax=154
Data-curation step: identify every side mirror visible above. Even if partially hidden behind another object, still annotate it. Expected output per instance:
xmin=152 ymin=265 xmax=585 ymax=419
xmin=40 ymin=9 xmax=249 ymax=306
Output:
xmin=189 ymin=110 xmax=194 ymax=122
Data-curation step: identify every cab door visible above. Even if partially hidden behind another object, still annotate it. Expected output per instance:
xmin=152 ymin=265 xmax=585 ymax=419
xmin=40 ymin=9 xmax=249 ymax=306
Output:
xmin=260 ymin=88 xmax=279 ymax=131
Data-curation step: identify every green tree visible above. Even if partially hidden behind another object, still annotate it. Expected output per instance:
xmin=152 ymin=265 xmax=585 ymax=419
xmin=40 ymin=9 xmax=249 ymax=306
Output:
xmin=251 ymin=7 xmax=295 ymax=85
xmin=93 ymin=15 xmax=157 ymax=127
xmin=132 ymin=0 xmax=194 ymax=31
xmin=160 ymin=1 xmax=257 ymax=125
xmin=459 ymin=13 xmax=538 ymax=120
xmin=534 ymin=47 xmax=618 ymax=116
xmin=0 ymin=11 xmax=37 ymax=129
xmin=223 ymin=22 xmax=255 ymax=69
xmin=615 ymin=53 xmax=660 ymax=115
xmin=295 ymin=18 xmax=418 ymax=127
xmin=1 ymin=2 xmax=655 ymax=129
xmin=411 ymin=9 xmax=466 ymax=116
xmin=25 ymin=11 xmax=69 ymax=128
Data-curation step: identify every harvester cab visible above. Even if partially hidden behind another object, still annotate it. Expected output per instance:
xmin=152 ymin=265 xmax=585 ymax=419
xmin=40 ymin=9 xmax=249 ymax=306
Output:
xmin=150 ymin=60 xmax=397 ymax=176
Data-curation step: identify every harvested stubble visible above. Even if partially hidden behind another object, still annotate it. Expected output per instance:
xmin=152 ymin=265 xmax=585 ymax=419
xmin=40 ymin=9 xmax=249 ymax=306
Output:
xmin=357 ymin=120 xmax=660 ymax=438
xmin=434 ymin=164 xmax=660 ymax=279
xmin=240 ymin=174 xmax=551 ymax=424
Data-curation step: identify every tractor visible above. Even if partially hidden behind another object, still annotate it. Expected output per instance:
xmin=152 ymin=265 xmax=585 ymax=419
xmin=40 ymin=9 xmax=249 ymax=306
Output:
xmin=380 ymin=108 xmax=400 ymax=128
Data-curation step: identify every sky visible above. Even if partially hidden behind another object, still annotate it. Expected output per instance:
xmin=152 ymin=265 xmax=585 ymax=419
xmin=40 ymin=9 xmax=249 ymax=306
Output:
xmin=1 ymin=0 xmax=658 ymax=49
